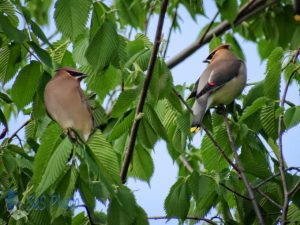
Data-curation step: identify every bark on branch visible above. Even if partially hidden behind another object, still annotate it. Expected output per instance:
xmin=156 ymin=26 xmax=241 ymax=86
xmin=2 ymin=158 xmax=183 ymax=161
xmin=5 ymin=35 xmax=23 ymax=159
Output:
xmin=120 ymin=0 xmax=169 ymax=184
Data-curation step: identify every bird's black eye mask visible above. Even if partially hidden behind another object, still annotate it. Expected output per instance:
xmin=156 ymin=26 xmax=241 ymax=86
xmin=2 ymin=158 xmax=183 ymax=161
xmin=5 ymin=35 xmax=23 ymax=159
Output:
xmin=67 ymin=70 xmax=85 ymax=77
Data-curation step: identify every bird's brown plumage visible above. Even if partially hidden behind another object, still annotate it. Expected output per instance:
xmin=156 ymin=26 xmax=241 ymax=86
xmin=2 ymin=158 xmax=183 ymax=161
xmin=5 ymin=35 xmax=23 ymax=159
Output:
xmin=190 ymin=44 xmax=246 ymax=131
xmin=44 ymin=68 xmax=93 ymax=141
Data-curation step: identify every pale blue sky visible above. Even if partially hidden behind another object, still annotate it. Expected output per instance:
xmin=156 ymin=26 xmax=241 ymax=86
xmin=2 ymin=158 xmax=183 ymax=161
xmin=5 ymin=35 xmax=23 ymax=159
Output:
xmin=6 ymin=1 xmax=300 ymax=225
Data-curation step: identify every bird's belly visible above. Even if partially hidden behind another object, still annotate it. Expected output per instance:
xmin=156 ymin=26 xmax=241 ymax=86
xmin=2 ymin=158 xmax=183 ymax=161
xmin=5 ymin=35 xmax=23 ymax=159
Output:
xmin=211 ymin=75 xmax=246 ymax=106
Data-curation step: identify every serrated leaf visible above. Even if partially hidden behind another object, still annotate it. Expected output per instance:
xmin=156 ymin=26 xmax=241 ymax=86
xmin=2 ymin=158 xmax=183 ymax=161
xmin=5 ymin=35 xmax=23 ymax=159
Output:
xmin=144 ymin=104 xmax=168 ymax=140
xmin=264 ymin=47 xmax=283 ymax=100
xmin=0 ymin=108 xmax=7 ymax=127
xmin=129 ymin=144 xmax=154 ymax=183
xmin=0 ymin=43 xmax=21 ymax=83
xmin=110 ymin=89 xmax=139 ymax=118
xmin=28 ymin=41 xmax=53 ymax=68
xmin=54 ymin=0 xmax=91 ymax=40
xmin=107 ymin=186 xmax=137 ymax=225
xmin=133 ymin=206 xmax=149 ymax=225
xmin=217 ymin=0 xmax=238 ymax=23
xmin=260 ymin=104 xmax=278 ymax=140
xmin=138 ymin=118 xmax=158 ymax=149
xmin=164 ymin=177 xmax=191 ymax=219
xmin=201 ymin=125 xmax=232 ymax=171
xmin=240 ymin=97 xmax=265 ymax=121
xmin=284 ymin=106 xmax=300 ymax=130
xmin=0 ymin=13 xmax=26 ymax=43
xmin=73 ymin=34 xmax=89 ymax=65
xmin=36 ymin=138 xmax=72 ymax=195
xmin=32 ymin=123 xmax=62 ymax=188
xmin=109 ymin=110 xmax=134 ymax=141
xmin=30 ymin=20 xmax=51 ymax=46
xmin=0 ymin=0 xmax=18 ymax=26
xmin=243 ymin=81 xmax=265 ymax=107
xmin=240 ymin=144 xmax=272 ymax=179
xmin=188 ymin=172 xmax=218 ymax=210
xmin=114 ymin=0 xmax=146 ymax=29
xmin=86 ymin=21 xmax=119 ymax=71
xmin=48 ymin=39 xmax=69 ymax=64
xmin=11 ymin=61 xmax=43 ymax=109
xmin=87 ymin=130 xmax=120 ymax=183
xmin=86 ymin=65 xmax=122 ymax=101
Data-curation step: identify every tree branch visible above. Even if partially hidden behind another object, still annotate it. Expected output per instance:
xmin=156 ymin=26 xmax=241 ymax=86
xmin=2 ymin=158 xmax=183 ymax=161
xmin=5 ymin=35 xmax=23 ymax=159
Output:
xmin=178 ymin=155 xmax=193 ymax=173
xmin=166 ymin=0 xmax=276 ymax=69
xmin=278 ymin=46 xmax=300 ymax=224
xmin=148 ymin=216 xmax=218 ymax=225
xmin=223 ymin=114 xmax=265 ymax=225
xmin=120 ymin=0 xmax=169 ymax=184
xmin=256 ymin=188 xmax=282 ymax=209
xmin=219 ymin=182 xmax=251 ymax=201
xmin=76 ymin=204 xmax=95 ymax=225
xmin=6 ymin=119 xmax=31 ymax=144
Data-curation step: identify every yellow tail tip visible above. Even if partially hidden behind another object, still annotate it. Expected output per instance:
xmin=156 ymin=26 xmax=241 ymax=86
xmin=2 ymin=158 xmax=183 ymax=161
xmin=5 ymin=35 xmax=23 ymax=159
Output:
xmin=190 ymin=127 xmax=201 ymax=133
xmin=295 ymin=15 xmax=300 ymax=22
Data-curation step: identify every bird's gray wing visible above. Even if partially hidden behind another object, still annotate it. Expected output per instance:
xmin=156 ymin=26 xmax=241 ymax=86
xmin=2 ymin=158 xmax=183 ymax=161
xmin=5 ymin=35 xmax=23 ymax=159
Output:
xmin=196 ymin=60 xmax=242 ymax=98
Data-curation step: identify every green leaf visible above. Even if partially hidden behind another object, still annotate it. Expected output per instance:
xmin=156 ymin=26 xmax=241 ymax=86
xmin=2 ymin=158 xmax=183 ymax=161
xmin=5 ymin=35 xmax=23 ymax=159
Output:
xmin=188 ymin=172 xmax=218 ymax=210
xmin=0 ymin=108 xmax=7 ymax=127
xmin=264 ymin=47 xmax=283 ymax=100
xmin=144 ymin=104 xmax=168 ymax=140
xmin=72 ymin=212 xmax=88 ymax=225
xmin=54 ymin=0 xmax=91 ymax=40
xmin=240 ymin=143 xmax=272 ymax=179
xmin=164 ymin=177 xmax=191 ymax=219
xmin=209 ymin=35 xmax=222 ymax=51
xmin=29 ymin=20 xmax=51 ymax=46
xmin=0 ymin=13 xmax=26 ymax=43
xmin=78 ymin=175 xmax=96 ymax=210
xmin=110 ymin=89 xmax=139 ymax=118
xmin=86 ymin=65 xmax=122 ymax=102
xmin=92 ymin=105 xmax=108 ymax=128
xmin=11 ymin=61 xmax=43 ymax=109
xmin=36 ymin=138 xmax=72 ymax=195
xmin=240 ymin=97 xmax=265 ymax=121
xmin=51 ymin=166 xmax=77 ymax=219
xmin=86 ymin=21 xmax=119 ymax=71
xmin=225 ymin=33 xmax=245 ymax=61
xmin=73 ymin=34 xmax=89 ymax=65
xmin=109 ymin=110 xmax=134 ymax=141
xmin=0 ymin=92 xmax=12 ymax=103
xmin=0 ymin=0 xmax=19 ymax=26
xmin=201 ymin=125 xmax=232 ymax=171
xmin=114 ymin=0 xmax=146 ymax=29
xmin=90 ymin=2 xmax=108 ymax=40
xmin=133 ymin=206 xmax=149 ymax=225
xmin=217 ymin=0 xmax=238 ymax=23
xmin=284 ymin=106 xmax=300 ymax=130
xmin=107 ymin=186 xmax=137 ymax=225
xmin=48 ymin=39 xmax=70 ymax=64
xmin=138 ymin=119 xmax=158 ymax=149
xmin=0 ymin=43 xmax=21 ymax=83
xmin=129 ymin=144 xmax=154 ymax=183
xmin=28 ymin=41 xmax=53 ymax=68
xmin=243 ymin=81 xmax=265 ymax=107
xmin=257 ymin=39 xmax=277 ymax=60
xmin=260 ymin=104 xmax=278 ymax=140
xmin=87 ymin=130 xmax=120 ymax=183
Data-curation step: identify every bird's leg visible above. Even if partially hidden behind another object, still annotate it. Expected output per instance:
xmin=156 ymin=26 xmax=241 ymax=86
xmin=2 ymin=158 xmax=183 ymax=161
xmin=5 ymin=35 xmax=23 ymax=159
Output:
xmin=215 ymin=105 xmax=226 ymax=115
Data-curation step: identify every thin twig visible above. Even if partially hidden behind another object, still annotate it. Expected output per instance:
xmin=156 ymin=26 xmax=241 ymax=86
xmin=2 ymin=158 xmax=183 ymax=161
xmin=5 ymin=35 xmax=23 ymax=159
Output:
xmin=7 ymin=119 xmax=31 ymax=144
xmin=172 ymin=88 xmax=193 ymax=114
xmin=253 ymin=167 xmax=300 ymax=190
xmin=148 ymin=216 xmax=218 ymax=225
xmin=120 ymin=0 xmax=169 ymax=184
xmin=223 ymin=114 xmax=265 ymax=225
xmin=219 ymin=182 xmax=251 ymax=201
xmin=179 ymin=155 xmax=193 ymax=173
xmin=289 ymin=180 xmax=300 ymax=197
xmin=167 ymin=0 xmax=277 ymax=69
xmin=278 ymin=47 xmax=300 ymax=224
xmin=256 ymin=188 xmax=282 ymax=209
xmin=163 ymin=7 xmax=178 ymax=58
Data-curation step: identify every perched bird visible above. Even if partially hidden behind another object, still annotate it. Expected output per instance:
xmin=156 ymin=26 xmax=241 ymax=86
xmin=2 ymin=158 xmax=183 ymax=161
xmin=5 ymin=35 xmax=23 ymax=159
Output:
xmin=189 ymin=44 xmax=247 ymax=132
xmin=44 ymin=67 xmax=93 ymax=141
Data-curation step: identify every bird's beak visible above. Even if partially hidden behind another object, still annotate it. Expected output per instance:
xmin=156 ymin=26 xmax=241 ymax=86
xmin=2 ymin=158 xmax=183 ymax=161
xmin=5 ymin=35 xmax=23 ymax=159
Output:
xmin=76 ymin=73 xmax=87 ymax=81
xmin=203 ymin=59 xmax=211 ymax=63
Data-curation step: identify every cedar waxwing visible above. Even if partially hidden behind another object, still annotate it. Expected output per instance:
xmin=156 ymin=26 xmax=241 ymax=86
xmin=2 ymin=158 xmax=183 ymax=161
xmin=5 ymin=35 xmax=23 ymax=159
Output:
xmin=189 ymin=44 xmax=247 ymax=132
xmin=44 ymin=67 xmax=93 ymax=141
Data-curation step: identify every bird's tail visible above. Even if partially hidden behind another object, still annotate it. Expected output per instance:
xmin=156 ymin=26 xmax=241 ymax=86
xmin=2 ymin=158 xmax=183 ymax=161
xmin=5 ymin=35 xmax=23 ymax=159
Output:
xmin=190 ymin=98 xmax=207 ymax=133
